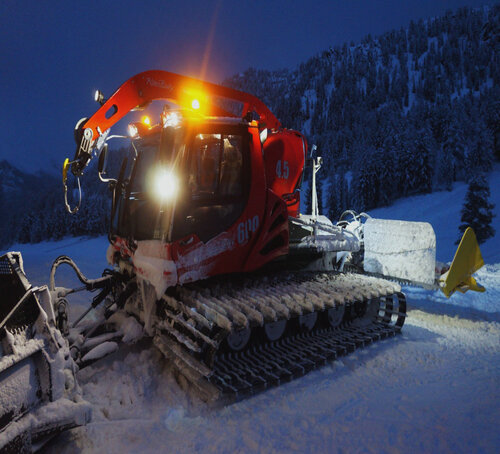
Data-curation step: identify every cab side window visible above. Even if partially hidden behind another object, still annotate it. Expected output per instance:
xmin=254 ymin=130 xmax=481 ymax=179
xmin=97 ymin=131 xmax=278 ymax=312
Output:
xmin=220 ymin=136 xmax=243 ymax=197
xmin=189 ymin=134 xmax=243 ymax=201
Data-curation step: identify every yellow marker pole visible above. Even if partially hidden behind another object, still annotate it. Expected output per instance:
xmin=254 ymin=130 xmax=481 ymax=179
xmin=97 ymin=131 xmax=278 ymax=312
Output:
xmin=439 ymin=227 xmax=485 ymax=298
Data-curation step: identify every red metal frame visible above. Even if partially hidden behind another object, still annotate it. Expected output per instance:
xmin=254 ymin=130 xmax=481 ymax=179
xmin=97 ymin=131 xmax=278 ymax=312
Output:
xmin=83 ymin=70 xmax=281 ymax=145
xmin=263 ymin=130 xmax=306 ymax=218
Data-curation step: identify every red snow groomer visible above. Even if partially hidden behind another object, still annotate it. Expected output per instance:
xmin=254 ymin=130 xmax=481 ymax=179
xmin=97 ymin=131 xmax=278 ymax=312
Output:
xmin=58 ymin=70 xmax=484 ymax=394
xmin=1 ymin=70 xmax=486 ymax=450
xmin=60 ymin=71 xmax=409 ymax=398
xmin=68 ymin=71 xmax=305 ymax=292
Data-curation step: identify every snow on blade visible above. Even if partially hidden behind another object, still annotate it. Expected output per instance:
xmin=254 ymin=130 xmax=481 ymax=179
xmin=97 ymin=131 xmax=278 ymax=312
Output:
xmin=364 ymin=218 xmax=436 ymax=285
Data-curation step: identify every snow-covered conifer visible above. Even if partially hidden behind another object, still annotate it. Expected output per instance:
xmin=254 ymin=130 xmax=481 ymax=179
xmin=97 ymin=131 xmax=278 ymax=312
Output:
xmin=458 ymin=174 xmax=495 ymax=244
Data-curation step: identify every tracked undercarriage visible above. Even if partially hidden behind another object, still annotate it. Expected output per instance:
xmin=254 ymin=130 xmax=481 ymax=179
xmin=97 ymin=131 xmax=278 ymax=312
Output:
xmin=156 ymin=272 xmax=406 ymax=401
xmin=66 ymin=264 xmax=406 ymax=403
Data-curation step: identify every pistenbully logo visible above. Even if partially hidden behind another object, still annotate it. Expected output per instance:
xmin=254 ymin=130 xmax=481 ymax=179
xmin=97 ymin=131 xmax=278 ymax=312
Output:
xmin=144 ymin=77 xmax=174 ymax=92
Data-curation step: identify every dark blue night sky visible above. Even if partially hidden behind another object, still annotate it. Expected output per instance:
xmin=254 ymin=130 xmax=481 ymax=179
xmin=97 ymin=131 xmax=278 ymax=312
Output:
xmin=0 ymin=0 xmax=491 ymax=174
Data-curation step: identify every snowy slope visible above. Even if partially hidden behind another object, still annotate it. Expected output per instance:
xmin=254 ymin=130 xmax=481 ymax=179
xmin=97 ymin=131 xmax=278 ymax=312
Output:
xmin=370 ymin=165 xmax=500 ymax=264
xmin=2 ymin=173 xmax=498 ymax=453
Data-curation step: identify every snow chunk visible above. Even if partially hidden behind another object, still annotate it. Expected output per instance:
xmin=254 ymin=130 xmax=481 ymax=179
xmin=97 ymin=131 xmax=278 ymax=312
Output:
xmin=81 ymin=342 xmax=118 ymax=363
xmin=163 ymin=407 xmax=204 ymax=432
xmin=108 ymin=311 xmax=144 ymax=343
xmin=133 ymin=240 xmax=178 ymax=299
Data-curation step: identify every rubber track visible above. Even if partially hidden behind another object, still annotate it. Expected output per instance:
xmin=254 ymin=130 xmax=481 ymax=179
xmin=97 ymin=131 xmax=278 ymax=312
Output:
xmin=208 ymin=299 xmax=405 ymax=400
xmin=156 ymin=275 xmax=407 ymax=402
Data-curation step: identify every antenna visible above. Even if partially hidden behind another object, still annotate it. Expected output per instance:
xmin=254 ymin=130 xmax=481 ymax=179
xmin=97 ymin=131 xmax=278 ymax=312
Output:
xmin=310 ymin=145 xmax=323 ymax=219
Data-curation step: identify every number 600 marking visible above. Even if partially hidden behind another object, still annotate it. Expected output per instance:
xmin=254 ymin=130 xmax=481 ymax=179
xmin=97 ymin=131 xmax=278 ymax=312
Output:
xmin=237 ymin=215 xmax=259 ymax=244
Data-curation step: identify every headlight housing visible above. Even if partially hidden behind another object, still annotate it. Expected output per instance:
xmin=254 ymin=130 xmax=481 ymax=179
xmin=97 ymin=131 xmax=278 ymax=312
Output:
xmin=151 ymin=166 xmax=178 ymax=202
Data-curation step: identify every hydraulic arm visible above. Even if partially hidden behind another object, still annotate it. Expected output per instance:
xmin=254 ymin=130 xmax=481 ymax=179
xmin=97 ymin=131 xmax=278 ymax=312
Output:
xmin=69 ymin=70 xmax=281 ymax=178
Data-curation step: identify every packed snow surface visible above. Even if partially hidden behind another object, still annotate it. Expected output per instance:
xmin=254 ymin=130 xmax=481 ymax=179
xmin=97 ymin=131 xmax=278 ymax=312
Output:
xmin=45 ymin=307 xmax=500 ymax=454
xmin=2 ymin=170 xmax=498 ymax=453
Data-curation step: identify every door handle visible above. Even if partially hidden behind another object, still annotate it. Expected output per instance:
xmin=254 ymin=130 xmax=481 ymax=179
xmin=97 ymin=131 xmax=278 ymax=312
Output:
xmin=179 ymin=236 xmax=194 ymax=246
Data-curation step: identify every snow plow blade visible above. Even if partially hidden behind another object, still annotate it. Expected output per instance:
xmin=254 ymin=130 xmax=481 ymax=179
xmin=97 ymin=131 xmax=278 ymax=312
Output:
xmin=0 ymin=252 xmax=90 ymax=453
xmin=439 ymin=227 xmax=485 ymax=298
xmin=362 ymin=218 xmax=436 ymax=286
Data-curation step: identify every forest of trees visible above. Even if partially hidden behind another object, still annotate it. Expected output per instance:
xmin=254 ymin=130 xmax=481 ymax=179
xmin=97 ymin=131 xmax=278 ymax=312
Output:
xmin=0 ymin=159 xmax=111 ymax=248
xmin=0 ymin=5 xmax=498 ymax=248
xmin=226 ymin=5 xmax=499 ymax=218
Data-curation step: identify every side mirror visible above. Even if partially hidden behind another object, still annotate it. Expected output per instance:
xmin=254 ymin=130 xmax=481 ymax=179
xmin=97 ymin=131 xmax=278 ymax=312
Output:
xmin=259 ymin=128 xmax=268 ymax=145
xmin=98 ymin=144 xmax=117 ymax=184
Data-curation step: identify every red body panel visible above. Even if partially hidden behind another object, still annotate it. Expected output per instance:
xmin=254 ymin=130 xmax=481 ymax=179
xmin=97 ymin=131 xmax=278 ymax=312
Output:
xmin=263 ymin=130 xmax=306 ymax=218
xmin=171 ymin=126 xmax=283 ymax=284
xmin=108 ymin=125 xmax=291 ymax=291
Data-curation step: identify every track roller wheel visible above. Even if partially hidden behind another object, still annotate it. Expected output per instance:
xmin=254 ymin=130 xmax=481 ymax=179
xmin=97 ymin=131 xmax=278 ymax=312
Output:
xmin=327 ymin=305 xmax=345 ymax=328
xmin=354 ymin=301 xmax=367 ymax=318
xmin=226 ymin=327 xmax=251 ymax=351
xmin=365 ymin=298 xmax=379 ymax=320
xmin=264 ymin=319 xmax=287 ymax=341
xmin=298 ymin=312 xmax=317 ymax=331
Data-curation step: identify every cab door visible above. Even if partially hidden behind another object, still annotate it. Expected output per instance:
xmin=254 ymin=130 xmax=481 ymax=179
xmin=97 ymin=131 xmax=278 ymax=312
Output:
xmin=172 ymin=127 xmax=250 ymax=243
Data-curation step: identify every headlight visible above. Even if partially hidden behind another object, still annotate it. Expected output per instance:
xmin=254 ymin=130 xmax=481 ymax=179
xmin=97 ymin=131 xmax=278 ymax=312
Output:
xmin=152 ymin=167 xmax=178 ymax=202
xmin=128 ymin=123 xmax=138 ymax=137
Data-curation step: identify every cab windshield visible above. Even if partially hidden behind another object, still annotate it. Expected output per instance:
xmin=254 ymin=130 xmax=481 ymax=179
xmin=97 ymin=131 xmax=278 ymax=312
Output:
xmin=111 ymin=123 xmax=248 ymax=243
xmin=110 ymin=126 xmax=185 ymax=241
xmin=130 ymin=127 xmax=185 ymax=195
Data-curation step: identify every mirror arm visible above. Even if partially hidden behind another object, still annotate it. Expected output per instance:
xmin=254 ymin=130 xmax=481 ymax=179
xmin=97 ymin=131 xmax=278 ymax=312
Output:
xmin=99 ymin=174 xmax=117 ymax=183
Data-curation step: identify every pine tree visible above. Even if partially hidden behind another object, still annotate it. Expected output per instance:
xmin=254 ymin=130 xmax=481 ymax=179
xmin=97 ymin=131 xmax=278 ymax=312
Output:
xmin=481 ymin=86 xmax=500 ymax=160
xmin=413 ymin=128 xmax=435 ymax=194
xmin=375 ymin=147 xmax=395 ymax=206
xmin=437 ymin=145 xmax=454 ymax=191
xmin=352 ymin=152 xmax=378 ymax=211
xmin=0 ymin=184 xmax=5 ymax=247
xmin=18 ymin=213 xmax=36 ymax=243
xmin=340 ymin=173 xmax=350 ymax=215
xmin=443 ymin=111 xmax=465 ymax=183
xmin=458 ymin=174 xmax=495 ymax=244
xmin=465 ymin=120 xmax=494 ymax=177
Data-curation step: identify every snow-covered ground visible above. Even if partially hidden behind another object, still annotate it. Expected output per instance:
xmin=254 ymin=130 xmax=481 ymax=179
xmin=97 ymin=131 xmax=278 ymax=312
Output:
xmin=3 ymin=168 xmax=499 ymax=453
